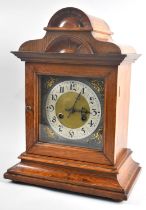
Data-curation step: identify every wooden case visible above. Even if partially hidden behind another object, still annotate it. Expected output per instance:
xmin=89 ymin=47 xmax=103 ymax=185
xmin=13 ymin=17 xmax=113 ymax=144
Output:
xmin=4 ymin=7 xmax=141 ymax=201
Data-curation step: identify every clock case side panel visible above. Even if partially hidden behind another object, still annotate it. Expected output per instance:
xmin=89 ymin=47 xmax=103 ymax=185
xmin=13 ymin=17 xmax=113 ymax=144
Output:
xmin=24 ymin=63 xmax=118 ymax=166
xmin=25 ymin=64 xmax=39 ymax=150
xmin=114 ymin=63 xmax=132 ymax=161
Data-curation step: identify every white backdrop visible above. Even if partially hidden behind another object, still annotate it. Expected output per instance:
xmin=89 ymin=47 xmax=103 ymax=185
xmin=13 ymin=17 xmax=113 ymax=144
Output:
xmin=0 ymin=0 xmax=146 ymax=209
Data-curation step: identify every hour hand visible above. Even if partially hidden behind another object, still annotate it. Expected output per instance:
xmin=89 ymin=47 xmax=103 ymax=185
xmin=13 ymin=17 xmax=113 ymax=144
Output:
xmin=65 ymin=108 xmax=73 ymax=112
xmin=65 ymin=107 xmax=90 ymax=114
xmin=80 ymin=107 xmax=90 ymax=114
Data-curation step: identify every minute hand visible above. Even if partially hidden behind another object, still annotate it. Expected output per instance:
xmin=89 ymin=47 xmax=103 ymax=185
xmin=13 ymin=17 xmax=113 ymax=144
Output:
xmin=67 ymin=92 xmax=81 ymax=118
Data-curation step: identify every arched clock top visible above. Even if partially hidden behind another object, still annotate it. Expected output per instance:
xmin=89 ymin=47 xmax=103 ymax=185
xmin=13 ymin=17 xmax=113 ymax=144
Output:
xmin=46 ymin=7 xmax=92 ymax=30
xmin=45 ymin=36 xmax=94 ymax=54
xmin=13 ymin=7 xmax=139 ymax=64
xmin=44 ymin=7 xmax=113 ymax=42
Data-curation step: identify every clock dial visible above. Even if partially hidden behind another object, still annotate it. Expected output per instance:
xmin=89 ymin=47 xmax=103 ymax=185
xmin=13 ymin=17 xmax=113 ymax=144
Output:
xmin=46 ymin=80 xmax=101 ymax=140
xmin=39 ymin=76 xmax=104 ymax=150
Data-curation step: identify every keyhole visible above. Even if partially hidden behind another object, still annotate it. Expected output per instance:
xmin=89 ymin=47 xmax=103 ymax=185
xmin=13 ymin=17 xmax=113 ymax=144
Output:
xmin=58 ymin=113 xmax=64 ymax=119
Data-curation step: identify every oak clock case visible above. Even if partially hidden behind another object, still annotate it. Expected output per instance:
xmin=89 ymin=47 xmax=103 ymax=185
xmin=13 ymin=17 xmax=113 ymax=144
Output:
xmin=4 ymin=7 xmax=141 ymax=201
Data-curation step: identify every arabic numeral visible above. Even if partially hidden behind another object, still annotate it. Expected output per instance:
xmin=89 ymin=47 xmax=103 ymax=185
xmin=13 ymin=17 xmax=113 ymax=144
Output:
xmin=52 ymin=94 xmax=57 ymax=101
xmin=92 ymin=109 xmax=97 ymax=116
xmin=81 ymin=127 xmax=86 ymax=134
xmin=60 ymin=86 xmax=64 ymax=93
xmin=88 ymin=120 xmax=94 ymax=127
xmin=81 ymin=87 xmax=85 ymax=94
xmin=70 ymin=83 xmax=77 ymax=91
xmin=59 ymin=125 xmax=63 ymax=132
xmin=89 ymin=96 xmax=94 ymax=104
xmin=52 ymin=116 xmax=56 ymax=123
xmin=69 ymin=130 xmax=74 ymax=138
xmin=48 ymin=105 xmax=54 ymax=112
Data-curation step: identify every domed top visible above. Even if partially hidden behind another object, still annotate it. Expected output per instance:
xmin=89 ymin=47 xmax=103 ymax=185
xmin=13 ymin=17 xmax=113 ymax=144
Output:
xmin=44 ymin=7 xmax=113 ymax=41
xmin=13 ymin=6 xmax=139 ymax=64
xmin=58 ymin=17 xmax=84 ymax=28
xmin=47 ymin=7 xmax=92 ymax=29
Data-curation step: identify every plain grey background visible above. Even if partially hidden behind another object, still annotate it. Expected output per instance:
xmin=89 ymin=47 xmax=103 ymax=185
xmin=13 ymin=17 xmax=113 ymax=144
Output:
xmin=0 ymin=0 xmax=145 ymax=209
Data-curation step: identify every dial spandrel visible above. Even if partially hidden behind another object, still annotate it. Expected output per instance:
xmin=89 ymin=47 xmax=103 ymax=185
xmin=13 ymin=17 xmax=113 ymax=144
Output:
xmin=39 ymin=76 xmax=104 ymax=150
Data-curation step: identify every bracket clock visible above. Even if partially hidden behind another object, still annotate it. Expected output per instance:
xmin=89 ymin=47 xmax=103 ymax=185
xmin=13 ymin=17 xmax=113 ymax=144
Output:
xmin=4 ymin=7 xmax=141 ymax=201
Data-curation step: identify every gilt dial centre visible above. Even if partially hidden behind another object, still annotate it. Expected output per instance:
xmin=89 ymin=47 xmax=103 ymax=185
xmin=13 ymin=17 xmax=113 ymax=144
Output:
xmin=55 ymin=92 xmax=90 ymax=129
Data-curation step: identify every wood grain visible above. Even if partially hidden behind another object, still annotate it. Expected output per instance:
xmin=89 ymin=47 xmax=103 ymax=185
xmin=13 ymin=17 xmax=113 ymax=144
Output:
xmin=4 ymin=149 xmax=140 ymax=201
xmin=4 ymin=7 xmax=141 ymax=201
